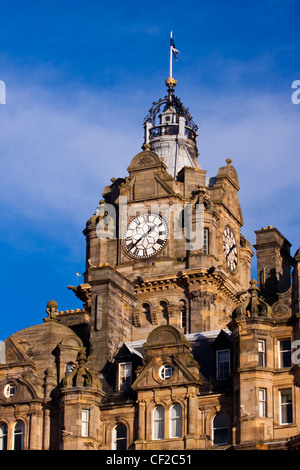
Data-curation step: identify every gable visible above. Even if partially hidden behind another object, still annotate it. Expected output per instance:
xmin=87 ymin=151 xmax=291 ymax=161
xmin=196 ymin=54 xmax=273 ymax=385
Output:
xmin=131 ymin=353 xmax=201 ymax=391
xmin=1 ymin=338 xmax=34 ymax=366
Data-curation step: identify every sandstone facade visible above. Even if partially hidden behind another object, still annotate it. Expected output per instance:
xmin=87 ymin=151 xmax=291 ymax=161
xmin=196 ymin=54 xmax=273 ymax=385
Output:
xmin=1 ymin=82 xmax=299 ymax=451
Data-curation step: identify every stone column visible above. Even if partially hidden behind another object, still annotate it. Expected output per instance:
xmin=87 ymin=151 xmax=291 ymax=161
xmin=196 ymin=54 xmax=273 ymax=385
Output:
xmin=29 ymin=409 xmax=42 ymax=450
xmin=137 ymin=399 xmax=146 ymax=442
xmin=187 ymin=393 xmax=198 ymax=436
xmin=43 ymin=408 xmax=51 ymax=450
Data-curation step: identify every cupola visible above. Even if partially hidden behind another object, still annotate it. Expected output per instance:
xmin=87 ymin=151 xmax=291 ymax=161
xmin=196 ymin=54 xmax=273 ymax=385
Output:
xmin=143 ymin=78 xmax=200 ymax=179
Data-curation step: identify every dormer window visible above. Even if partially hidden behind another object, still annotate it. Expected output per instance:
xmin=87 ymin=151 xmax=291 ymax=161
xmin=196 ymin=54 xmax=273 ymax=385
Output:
xmin=216 ymin=350 xmax=230 ymax=380
xmin=118 ymin=362 xmax=132 ymax=391
xmin=4 ymin=383 xmax=17 ymax=398
xmin=159 ymin=364 xmax=174 ymax=380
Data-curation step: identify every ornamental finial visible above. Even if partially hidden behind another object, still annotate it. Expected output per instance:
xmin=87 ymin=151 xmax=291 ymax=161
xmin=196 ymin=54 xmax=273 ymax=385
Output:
xmin=165 ymin=77 xmax=177 ymax=89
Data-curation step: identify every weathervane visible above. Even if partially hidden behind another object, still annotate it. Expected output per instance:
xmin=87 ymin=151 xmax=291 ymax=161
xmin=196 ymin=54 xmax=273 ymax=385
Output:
xmin=165 ymin=31 xmax=179 ymax=94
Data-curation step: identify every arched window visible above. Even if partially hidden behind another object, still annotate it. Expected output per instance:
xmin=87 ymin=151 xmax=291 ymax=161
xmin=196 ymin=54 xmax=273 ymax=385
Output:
xmin=112 ymin=423 xmax=127 ymax=450
xmin=179 ymin=300 xmax=187 ymax=334
xmin=213 ymin=413 xmax=229 ymax=445
xmin=160 ymin=301 xmax=168 ymax=323
xmin=0 ymin=423 xmax=7 ymax=450
xmin=153 ymin=405 xmax=164 ymax=440
xmin=13 ymin=421 xmax=25 ymax=450
xmin=170 ymin=404 xmax=182 ymax=438
xmin=142 ymin=303 xmax=151 ymax=323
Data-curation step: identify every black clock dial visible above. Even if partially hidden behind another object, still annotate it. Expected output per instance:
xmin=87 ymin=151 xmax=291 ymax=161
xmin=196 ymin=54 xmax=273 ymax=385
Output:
xmin=123 ymin=213 xmax=168 ymax=259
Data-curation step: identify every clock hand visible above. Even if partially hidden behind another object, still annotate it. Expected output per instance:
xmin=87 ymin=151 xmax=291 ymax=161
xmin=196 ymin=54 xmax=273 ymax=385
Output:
xmin=131 ymin=225 xmax=154 ymax=249
xmin=226 ymin=244 xmax=237 ymax=257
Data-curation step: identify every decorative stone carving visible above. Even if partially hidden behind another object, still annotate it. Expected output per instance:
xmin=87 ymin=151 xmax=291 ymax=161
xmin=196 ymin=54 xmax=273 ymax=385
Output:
xmin=67 ymin=283 xmax=92 ymax=310
xmin=62 ymin=348 xmax=102 ymax=390
xmin=232 ymin=279 xmax=273 ymax=318
xmin=138 ymin=154 xmax=156 ymax=166
xmin=190 ymin=290 xmax=217 ymax=306
xmin=43 ymin=300 xmax=59 ymax=322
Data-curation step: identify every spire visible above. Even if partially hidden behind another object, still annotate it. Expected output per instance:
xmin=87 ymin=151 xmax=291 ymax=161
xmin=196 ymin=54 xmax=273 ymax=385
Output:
xmin=143 ymin=33 xmax=200 ymax=179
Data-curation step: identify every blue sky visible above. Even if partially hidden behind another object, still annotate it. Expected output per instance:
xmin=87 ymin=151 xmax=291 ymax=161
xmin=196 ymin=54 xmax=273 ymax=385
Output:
xmin=0 ymin=0 xmax=300 ymax=339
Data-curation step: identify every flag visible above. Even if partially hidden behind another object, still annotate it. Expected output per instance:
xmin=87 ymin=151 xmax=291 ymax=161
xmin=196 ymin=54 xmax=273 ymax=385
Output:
xmin=170 ymin=37 xmax=179 ymax=60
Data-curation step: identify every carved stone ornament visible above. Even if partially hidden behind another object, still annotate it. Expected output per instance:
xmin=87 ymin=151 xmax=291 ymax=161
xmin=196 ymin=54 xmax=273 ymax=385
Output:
xmin=232 ymin=279 xmax=273 ymax=319
xmin=127 ymin=149 xmax=163 ymax=172
xmin=62 ymin=347 xmax=103 ymax=390
xmin=190 ymin=290 xmax=217 ymax=306
xmin=43 ymin=300 xmax=59 ymax=322
xmin=138 ymin=154 xmax=156 ymax=166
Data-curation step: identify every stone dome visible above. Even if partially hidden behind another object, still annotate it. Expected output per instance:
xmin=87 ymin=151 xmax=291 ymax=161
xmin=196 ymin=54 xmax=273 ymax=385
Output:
xmin=7 ymin=318 xmax=83 ymax=373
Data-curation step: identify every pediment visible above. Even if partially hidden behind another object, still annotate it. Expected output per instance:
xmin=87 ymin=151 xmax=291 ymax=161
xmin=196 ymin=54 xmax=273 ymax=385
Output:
xmin=1 ymin=338 xmax=34 ymax=366
xmin=127 ymin=149 xmax=165 ymax=172
xmin=131 ymin=326 xmax=201 ymax=391
xmin=131 ymin=353 xmax=201 ymax=391
xmin=121 ymin=153 xmax=182 ymax=202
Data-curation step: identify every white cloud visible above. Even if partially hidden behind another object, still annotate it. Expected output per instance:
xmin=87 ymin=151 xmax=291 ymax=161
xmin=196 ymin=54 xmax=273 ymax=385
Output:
xmin=190 ymin=90 xmax=300 ymax=252
xmin=0 ymin=84 xmax=142 ymax=225
xmin=0 ymin=78 xmax=299 ymax=258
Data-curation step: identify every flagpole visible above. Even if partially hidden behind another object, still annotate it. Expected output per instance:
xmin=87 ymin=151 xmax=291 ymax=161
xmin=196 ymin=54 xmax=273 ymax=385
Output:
xmin=166 ymin=31 xmax=177 ymax=95
xmin=169 ymin=31 xmax=173 ymax=78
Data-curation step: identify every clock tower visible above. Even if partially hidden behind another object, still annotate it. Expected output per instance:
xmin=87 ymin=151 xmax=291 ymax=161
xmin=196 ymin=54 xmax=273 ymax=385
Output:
xmin=78 ymin=78 xmax=253 ymax=371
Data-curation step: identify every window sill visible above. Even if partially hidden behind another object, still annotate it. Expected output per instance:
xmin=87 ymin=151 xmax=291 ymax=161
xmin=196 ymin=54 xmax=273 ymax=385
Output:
xmin=274 ymin=423 xmax=297 ymax=429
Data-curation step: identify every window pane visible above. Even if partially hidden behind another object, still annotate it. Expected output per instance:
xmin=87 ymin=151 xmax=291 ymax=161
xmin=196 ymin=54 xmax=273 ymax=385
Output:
xmin=170 ymin=404 xmax=182 ymax=438
xmin=81 ymin=410 xmax=89 ymax=437
xmin=258 ymin=340 xmax=266 ymax=367
xmin=119 ymin=362 xmax=132 ymax=391
xmin=259 ymin=389 xmax=266 ymax=417
xmin=213 ymin=414 xmax=228 ymax=445
xmin=159 ymin=365 xmax=174 ymax=380
xmin=281 ymin=390 xmax=293 ymax=424
xmin=82 ymin=422 xmax=89 ymax=437
xmin=114 ymin=424 xmax=127 ymax=450
xmin=282 ymin=404 xmax=293 ymax=424
xmin=279 ymin=339 xmax=291 ymax=368
xmin=214 ymin=428 xmax=228 ymax=445
xmin=214 ymin=413 xmax=228 ymax=428
xmin=13 ymin=421 xmax=24 ymax=450
xmin=217 ymin=350 xmax=230 ymax=379
xmin=180 ymin=300 xmax=187 ymax=333
xmin=0 ymin=423 xmax=7 ymax=451
xmin=116 ymin=424 xmax=127 ymax=439
xmin=153 ymin=406 xmax=164 ymax=440
xmin=116 ymin=436 xmax=127 ymax=450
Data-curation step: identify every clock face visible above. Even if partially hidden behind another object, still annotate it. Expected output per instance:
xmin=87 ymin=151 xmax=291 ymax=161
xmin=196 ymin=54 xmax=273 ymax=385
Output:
xmin=123 ymin=213 xmax=168 ymax=259
xmin=223 ymin=226 xmax=238 ymax=271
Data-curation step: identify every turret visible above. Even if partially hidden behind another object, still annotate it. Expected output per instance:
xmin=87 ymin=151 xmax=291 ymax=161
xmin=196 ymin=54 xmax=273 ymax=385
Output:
xmin=143 ymin=78 xmax=200 ymax=179
xmin=254 ymin=226 xmax=293 ymax=305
